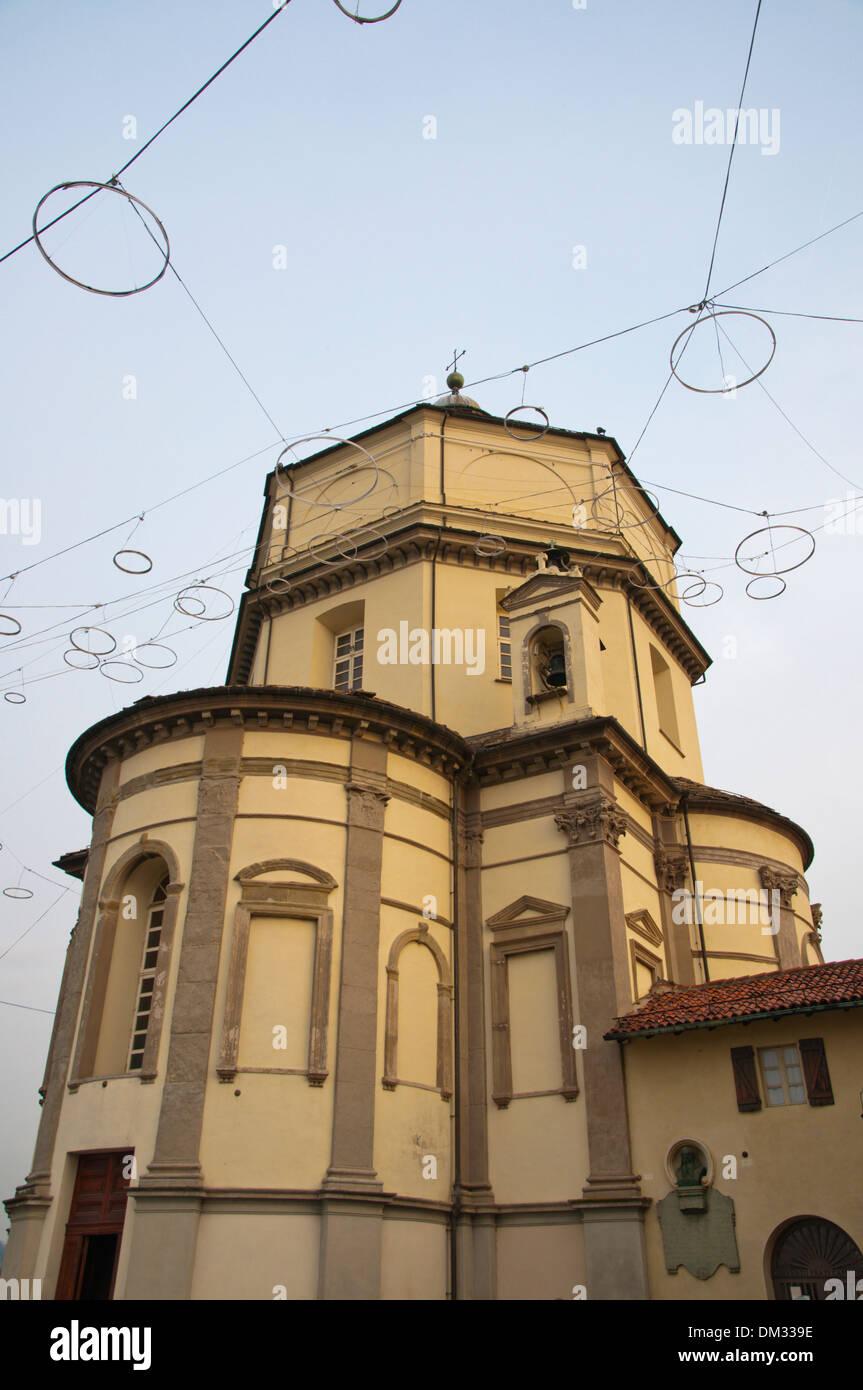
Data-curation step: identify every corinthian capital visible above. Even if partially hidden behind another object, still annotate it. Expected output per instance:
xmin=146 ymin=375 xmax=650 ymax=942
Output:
xmin=654 ymin=846 xmax=689 ymax=894
xmin=346 ymin=781 xmax=391 ymax=827
xmin=758 ymin=865 xmax=798 ymax=908
xmin=555 ymin=794 xmax=628 ymax=850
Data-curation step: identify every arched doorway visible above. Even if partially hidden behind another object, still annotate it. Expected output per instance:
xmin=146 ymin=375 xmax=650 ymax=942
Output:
xmin=771 ymin=1217 xmax=863 ymax=1300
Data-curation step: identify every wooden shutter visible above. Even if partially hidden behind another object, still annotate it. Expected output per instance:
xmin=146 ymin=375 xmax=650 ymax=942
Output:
xmin=799 ymin=1037 xmax=834 ymax=1106
xmin=730 ymin=1045 xmax=762 ymax=1112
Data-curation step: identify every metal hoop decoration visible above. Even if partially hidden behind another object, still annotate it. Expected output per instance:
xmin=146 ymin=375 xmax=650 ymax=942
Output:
xmin=590 ymin=484 xmax=661 ymax=531
xmin=63 ymin=648 xmax=100 ymax=670
xmin=3 ymin=885 xmax=33 ymax=898
xmin=274 ymin=436 xmax=380 ymax=511
xmin=504 ymin=407 xmax=550 ymax=442
xmin=100 ymin=660 xmax=145 ymax=684
xmin=662 ymin=571 xmax=708 ymax=601
xmin=174 ymin=585 xmax=235 ymax=621
xmin=746 ymin=575 xmax=787 ymax=600
xmin=628 ymin=558 xmax=687 ymax=593
xmin=130 ymin=643 xmax=177 ymax=669
xmin=681 ymin=579 xmax=724 ymax=608
xmin=0 ymin=614 xmax=22 ymax=636
xmin=32 ymin=181 xmax=171 ymax=297
xmin=734 ymin=525 xmax=815 ymax=577
xmin=70 ymin=626 xmax=117 ymax=656
xmin=264 ymin=576 xmax=293 ymax=597
xmin=669 ymin=311 xmax=776 ymax=393
xmin=308 ymin=526 xmax=389 ymax=567
xmin=3 ymin=691 xmax=26 ymax=704
xmin=332 ymin=0 xmax=402 ymax=21
xmin=113 ymin=549 xmax=153 ymax=574
xmin=475 ymin=535 xmax=507 ymax=557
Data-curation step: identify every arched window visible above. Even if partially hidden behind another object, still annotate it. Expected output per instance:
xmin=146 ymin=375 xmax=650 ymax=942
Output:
xmin=128 ymin=875 xmax=168 ymax=1071
xmin=770 ymin=1217 xmax=863 ymax=1300
xmin=70 ymin=842 xmax=182 ymax=1087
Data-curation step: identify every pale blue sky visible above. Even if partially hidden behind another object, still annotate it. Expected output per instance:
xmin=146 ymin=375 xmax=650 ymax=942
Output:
xmin=1 ymin=0 xmax=861 ymax=1216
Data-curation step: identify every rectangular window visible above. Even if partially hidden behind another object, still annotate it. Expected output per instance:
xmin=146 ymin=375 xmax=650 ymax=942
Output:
xmin=758 ymin=1044 xmax=807 ymax=1107
xmin=127 ymin=885 xmax=166 ymax=1072
xmin=650 ymin=645 xmax=681 ymax=747
xmin=498 ymin=612 xmax=512 ymax=681
xmin=333 ymin=627 xmax=364 ymax=692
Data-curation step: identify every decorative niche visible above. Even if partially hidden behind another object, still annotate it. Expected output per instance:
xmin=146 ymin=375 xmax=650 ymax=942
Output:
xmin=217 ymin=859 xmax=337 ymax=1086
xmin=486 ymin=895 xmax=578 ymax=1108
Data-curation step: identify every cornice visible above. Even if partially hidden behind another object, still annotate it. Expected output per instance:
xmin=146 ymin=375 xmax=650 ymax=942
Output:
xmin=227 ymin=516 xmax=711 ymax=685
xmin=65 ymin=686 xmax=472 ymax=815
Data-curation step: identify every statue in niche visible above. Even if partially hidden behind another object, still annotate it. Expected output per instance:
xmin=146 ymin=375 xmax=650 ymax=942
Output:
xmin=676 ymin=1145 xmax=707 ymax=1188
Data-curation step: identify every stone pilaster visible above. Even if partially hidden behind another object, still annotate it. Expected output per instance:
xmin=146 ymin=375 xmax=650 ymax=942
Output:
xmin=556 ymin=772 xmax=649 ymax=1300
xmin=759 ymin=866 xmax=801 ymax=969
xmin=122 ymin=725 xmax=243 ymax=1300
xmin=319 ymin=736 xmax=389 ymax=1299
xmin=653 ymin=838 xmax=696 ymax=986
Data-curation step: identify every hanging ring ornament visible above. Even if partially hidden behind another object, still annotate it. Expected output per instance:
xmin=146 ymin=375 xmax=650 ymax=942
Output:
xmin=264 ymin=576 xmax=293 ymax=596
xmin=3 ymin=885 xmax=34 ymax=898
xmin=746 ymin=575 xmax=787 ymax=600
xmin=99 ymin=660 xmax=145 ymax=684
xmin=32 ymin=181 xmax=171 ymax=297
xmin=504 ymin=406 xmax=550 ymax=442
xmin=734 ymin=525 xmax=815 ymax=577
xmin=174 ymin=585 xmax=235 ymax=621
xmin=70 ymin=626 xmax=117 ymax=656
xmin=3 ymin=691 xmax=26 ymax=704
xmin=590 ymin=484 xmax=661 ymax=531
xmin=663 ymin=571 xmax=707 ymax=600
xmin=129 ymin=643 xmax=177 ymax=669
xmin=63 ymin=648 xmax=100 ymax=670
xmin=332 ymin=0 xmax=402 ymax=21
xmin=681 ymin=579 xmax=724 ymax=608
xmin=474 ymin=535 xmax=507 ymax=557
xmin=308 ymin=525 xmax=389 ymax=567
xmin=669 ymin=310 xmax=776 ymax=393
xmin=0 ymin=614 xmax=22 ymax=636
xmin=113 ymin=549 xmax=153 ymax=575
xmin=274 ymin=436 xmax=380 ymax=510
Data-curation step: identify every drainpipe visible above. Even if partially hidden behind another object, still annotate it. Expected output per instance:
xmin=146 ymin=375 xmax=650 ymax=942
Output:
xmin=449 ymin=773 xmax=462 ymax=1301
xmin=681 ymin=791 xmax=710 ymax=983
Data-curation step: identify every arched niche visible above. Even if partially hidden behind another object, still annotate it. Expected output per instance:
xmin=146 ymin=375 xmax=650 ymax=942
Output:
xmin=382 ymin=925 xmax=452 ymax=1101
xmin=522 ymin=618 xmax=573 ymax=705
xmin=218 ymin=858 xmax=338 ymax=1085
xmin=70 ymin=838 xmax=184 ymax=1087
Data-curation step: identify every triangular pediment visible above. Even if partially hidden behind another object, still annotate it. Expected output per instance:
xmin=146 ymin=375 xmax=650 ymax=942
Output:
xmin=499 ymin=569 xmax=600 ymax=614
xmin=487 ymin=894 xmax=570 ymax=931
xmin=626 ymin=908 xmax=663 ymax=947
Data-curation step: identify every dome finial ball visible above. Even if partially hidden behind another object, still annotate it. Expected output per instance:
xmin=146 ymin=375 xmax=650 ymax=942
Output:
xmin=446 ymin=371 xmax=465 ymax=391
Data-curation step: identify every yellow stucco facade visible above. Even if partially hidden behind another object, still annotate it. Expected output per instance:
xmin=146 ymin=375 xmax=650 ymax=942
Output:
xmin=3 ymin=395 xmax=859 ymax=1301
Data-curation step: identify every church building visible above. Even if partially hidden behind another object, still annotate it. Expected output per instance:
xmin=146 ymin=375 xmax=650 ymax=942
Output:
xmin=4 ymin=377 xmax=862 ymax=1300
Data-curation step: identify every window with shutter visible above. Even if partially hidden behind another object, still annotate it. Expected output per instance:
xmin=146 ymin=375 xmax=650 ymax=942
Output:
xmin=799 ymin=1036 xmax=835 ymax=1107
xmin=730 ymin=1044 xmax=762 ymax=1112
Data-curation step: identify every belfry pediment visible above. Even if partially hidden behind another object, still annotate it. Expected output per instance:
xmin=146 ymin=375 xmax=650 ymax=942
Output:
xmin=499 ymin=570 xmax=601 ymax=614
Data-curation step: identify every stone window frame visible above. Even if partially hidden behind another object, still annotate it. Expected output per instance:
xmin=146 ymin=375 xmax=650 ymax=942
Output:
xmin=217 ymin=859 xmax=337 ymax=1087
xmin=486 ymin=895 xmax=578 ymax=1108
xmin=629 ymin=938 xmax=663 ymax=1001
xmin=69 ymin=838 xmax=184 ymax=1090
xmin=381 ymin=924 xmax=453 ymax=1101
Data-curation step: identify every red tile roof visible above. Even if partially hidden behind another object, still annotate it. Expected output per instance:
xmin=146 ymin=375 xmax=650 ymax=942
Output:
xmin=605 ymin=959 xmax=863 ymax=1039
